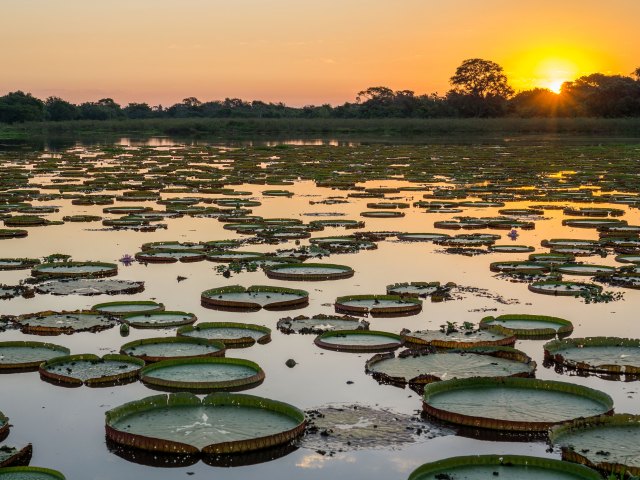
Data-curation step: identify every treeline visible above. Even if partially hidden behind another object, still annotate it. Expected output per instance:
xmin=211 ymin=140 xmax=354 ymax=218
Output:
xmin=2 ymin=59 xmax=640 ymax=123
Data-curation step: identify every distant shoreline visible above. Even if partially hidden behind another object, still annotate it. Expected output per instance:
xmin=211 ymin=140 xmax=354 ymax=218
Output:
xmin=2 ymin=117 xmax=640 ymax=144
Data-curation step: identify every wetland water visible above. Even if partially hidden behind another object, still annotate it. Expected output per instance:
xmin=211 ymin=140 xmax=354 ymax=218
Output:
xmin=1 ymin=138 xmax=640 ymax=479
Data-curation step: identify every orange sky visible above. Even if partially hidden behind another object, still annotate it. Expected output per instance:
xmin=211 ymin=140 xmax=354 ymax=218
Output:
xmin=1 ymin=0 xmax=638 ymax=106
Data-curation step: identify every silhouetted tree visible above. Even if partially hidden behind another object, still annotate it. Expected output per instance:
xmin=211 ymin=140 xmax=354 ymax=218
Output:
xmin=0 ymin=91 xmax=45 ymax=123
xmin=448 ymin=59 xmax=514 ymax=116
xmin=510 ymin=88 xmax=559 ymax=117
xmin=562 ymin=74 xmax=640 ymax=116
xmin=123 ymin=102 xmax=154 ymax=119
xmin=44 ymin=97 xmax=78 ymax=121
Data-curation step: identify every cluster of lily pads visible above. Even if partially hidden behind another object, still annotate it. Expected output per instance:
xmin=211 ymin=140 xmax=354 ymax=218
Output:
xmin=3 ymin=142 xmax=640 ymax=478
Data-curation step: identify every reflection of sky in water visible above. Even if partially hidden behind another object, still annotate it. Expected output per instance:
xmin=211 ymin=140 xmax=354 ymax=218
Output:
xmin=0 ymin=142 xmax=639 ymax=479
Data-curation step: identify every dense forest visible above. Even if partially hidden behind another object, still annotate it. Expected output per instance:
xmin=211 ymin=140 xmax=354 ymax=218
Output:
xmin=2 ymin=59 xmax=640 ymax=123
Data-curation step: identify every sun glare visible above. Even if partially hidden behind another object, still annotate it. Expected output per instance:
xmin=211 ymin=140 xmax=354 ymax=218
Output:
xmin=534 ymin=58 xmax=578 ymax=93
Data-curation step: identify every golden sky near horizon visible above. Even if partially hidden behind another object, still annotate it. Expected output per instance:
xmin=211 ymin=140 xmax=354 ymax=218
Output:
xmin=1 ymin=0 xmax=639 ymax=106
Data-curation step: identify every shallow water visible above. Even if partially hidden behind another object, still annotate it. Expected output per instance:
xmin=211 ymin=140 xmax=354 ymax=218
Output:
xmin=1 ymin=140 xmax=640 ymax=480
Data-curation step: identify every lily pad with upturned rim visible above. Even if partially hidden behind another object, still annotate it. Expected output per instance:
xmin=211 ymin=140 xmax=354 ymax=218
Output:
xmin=402 ymin=328 xmax=516 ymax=349
xmin=121 ymin=311 xmax=196 ymax=329
xmin=544 ymin=337 xmax=640 ymax=375
xmin=91 ymin=300 xmax=164 ymax=316
xmin=314 ymin=330 xmax=403 ymax=352
xmin=177 ymin=322 xmax=271 ymax=347
xmin=140 ymin=357 xmax=265 ymax=392
xmin=334 ymin=295 xmax=422 ymax=317
xmin=11 ymin=311 xmax=117 ymax=335
xmin=31 ymin=262 xmax=118 ymax=278
xmin=549 ymin=413 xmax=640 ymax=476
xmin=39 ymin=353 xmax=144 ymax=387
xmin=105 ymin=392 xmax=306 ymax=455
xmin=0 ymin=466 xmax=66 ymax=479
xmin=407 ymin=454 xmax=601 ymax=480
xmin=120 ymin=336 xmax=225 ymax=362
xmin=201 ymin=285 xmax=309 ymax=311
xmin=0 ymin=444 xmax=33 ymax=468
xmin=276 ymin=314 xmax=368 ymax=335
xmin=422 ymin=376 xmax=613 ymax=432
xmin=264 ymin=263 xmax=354 ymax=281
xmin=0 ymin=341 xmax=70 ymax=371
xmin=34 ymin=278 xmax=145 ymax=296
xmin=479 ymin=314 xmax=573 ymax=339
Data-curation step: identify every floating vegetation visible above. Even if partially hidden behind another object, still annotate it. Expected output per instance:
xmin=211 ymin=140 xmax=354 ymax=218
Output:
xmin=121 ymin=311 xmax=196 ymax=329
xmin=140 ymin=357 xmax=265 ymax=393
xmin=396 ymin=232 xmax=450 ymax=242
xmin=0 ymin=467 xmax=66 ymax=479
xmin=201 ymin=285 xmax=309 ymax=311
xmin=34 ymin=278 xmax=144 ymax=296
xmin=556 ymin=263 xmax=616 ymax=276
xmin=31 ymin=261 xmax=118 ymax=278
xmin=177 ymin=322 xmax=271 ymax=347
xmin=366 ymin=347 xmax=535 ymax=389
xmin=489 ymin=261 xmax=548 ymax=274
xmin=488 ymin=244 xmax=535 ymax=253
xmin=0 ymin=341 xmax=70 ymax=371
xmin=314 ymin=330 xmax=403 ymax=352
xmin=0 ymin=258 xmax=40 ymax=271
xmin=528 ymin=280 xmax=603 ymax=296
xmin=360 ymin=211 xmax=405 ymax=218
xmin=479 ymin=314 xmax=573 ymax=339
xmin=11 ymin=311 xmax=117 ymax=335
xmin=422 ymin=377 xmax=613 ymax=432
xmin=386 ymin=281 xmax=451 ymax=299
xmin=549 ymin=413 xmax=640 ymax=476
xmin=39 ymin=354 xmax=144 ymax=387
xmin=121 ymin=337 xmax=225 ymax=362
xmin=264 ymin=263 xmax=354 ymax=281
xmin=91 ymin=300 xmax=164 ymax=315
xmin=105 ymin=392 xmax=306 ymax=455
xmin=62 ymin=215 xmax=102 ymax=222
xmin=402 ymin=324 xmax=516 ymax=349
xmin=276 ymin=314 xmax=368 ymax=334
xmin=135 ymin=250 xmax=206 ymax=263
xmin=334 ymin=294 xmax=422 ymax=317
xmin=0 ymin=229 xmax=28 ymax=240
xmin=544 ymin=337 xmax=640 ymax=376
xmin=0 ymin=444 xmax=33 ymax=468
xmin=303 ymin=404 xmax=447 ymax=452
xmin=407 ymin=454 xmax=601 ymax=480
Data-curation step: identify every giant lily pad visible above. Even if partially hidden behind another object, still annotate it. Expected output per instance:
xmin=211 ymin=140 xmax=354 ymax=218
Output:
xmin=34 ymin=278 xmax=144 ymax=296
xmin=140 ymin=357 xmax=265 ymax=392
xmin=334 ymin=295 xmax=422 ymax=317
xmin=0 ymin=258 xmax=39 ymax=271
xmin=105 ymin=392 xmax=306 ymax=454
xmin=264 ymin=263 xmax=354 ymax=281
xmin=422 ymin=377 xmax=613 ymax=432
xmin=11 ymin=311 xmax=117 ymax=335
xmin=134 ymin=250 xmax=206 ymax=263
xmin=201 ymin=285 xmax=309 ymax=311
xmin=0 ymin=467 xmax=66 ymax=479
xmin=121 ymin=337 xmax=225 ymax=362
xmin=408 ymin=454 xmax=601 ymax=480
xmin=121 ymin=311 xmax=196 ymax=329
xmin=314 ymin=330 xmax=403 ymax=352
xmin=276 ymin=314 xmax=368 ymax=335
xmin=480 ymin=314 xmax=573 ymax=339
xmin=0 ymin=341 xmax=70 ymax=371
xmin=402 ymin=328 xmax=516 ymax=349
xmin=556 ymin=263 xmax=616 ymax=276
xmin=366 ymin=347 xmax=535 ymax=388
xmin=177 ymin=322 xmax=271 ymax=347
xmin=549 ymin=413 xmax=640 ymax=476
xmin=91 ymin=300 xmax=164 ymax=315
xmin=31 ymin=262 xmax=118 ymax=278
xmin=39 ymin=354 xmax=144 ymax=387
xmin=544 ymin=337 xmax=640 ymax=375
xmin=528 ymin=280 xmax=602 ymax=296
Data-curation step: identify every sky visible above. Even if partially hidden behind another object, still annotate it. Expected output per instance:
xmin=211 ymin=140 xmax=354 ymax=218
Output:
xmin=1 ymin=0 xmax=639 ymax=106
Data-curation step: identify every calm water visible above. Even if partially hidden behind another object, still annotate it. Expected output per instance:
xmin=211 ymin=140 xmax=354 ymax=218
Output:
xmin=1 ymin=139 xmax=640 ymax=480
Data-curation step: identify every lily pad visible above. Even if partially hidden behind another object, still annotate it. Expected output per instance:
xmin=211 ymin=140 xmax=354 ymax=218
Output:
xmin=105 ymin=392 xmax=306 ymax=454
xmin=0 ymin=341 xmax=70 ymax=371
xmin=31 ymin=262 xmax=118 ymax=278
xmin=0 ymin=444 xmax=33 ymax=468
xmin=91 ymin=300 xmax=164 ymax=315
xmin=264 ymin=263 xmax=354 ymax=281
xmin=366 ymin=347 xmax=535 ymax=388
xmin=140 ymin=357 xmax=265 ymax=392
xmin=11 ymin=311 xmax=117 ymax=335
xmin=39 ymin=354 xmax=144 ymax=387
xmin=544 ymin=337 xmax=640 ymax=375
xmin=422 ymin=377 xmax=613 ymax=432
xmin=0 ymin=467 xmax=66 ymax=479
xmin=408 ymin=454 xmax=601 ymax=480
xmin=201 ymin=285 xmax=309 ymax=311
xmin=121 ymin=337 xmax=225 ymax=362
xmin=528 ymin=280 xmax=602 ymax=296
xmin=276 ymin=314 xmax=368 ymax=334
xmin=314 ymin=330 xmax=403 ymax=352
xmin=402 ymin=328 xmax=516 ymax=349
xmin=549 ymin=413 xmax=640 ymax=476
xmin=480 ymin=314 xmax=573 ymax=338
xmin=0 ymin=258 xmax=40 ymax=271
xmin=121 ymin=311 xmax=196 ymax=329
xmin=334 ymin=295 xmax=422 ymax=317
xmin=34 ymin=278 xmax=144 ymax=296
xmin=177 ymin=322 xmax=271 ymax=347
